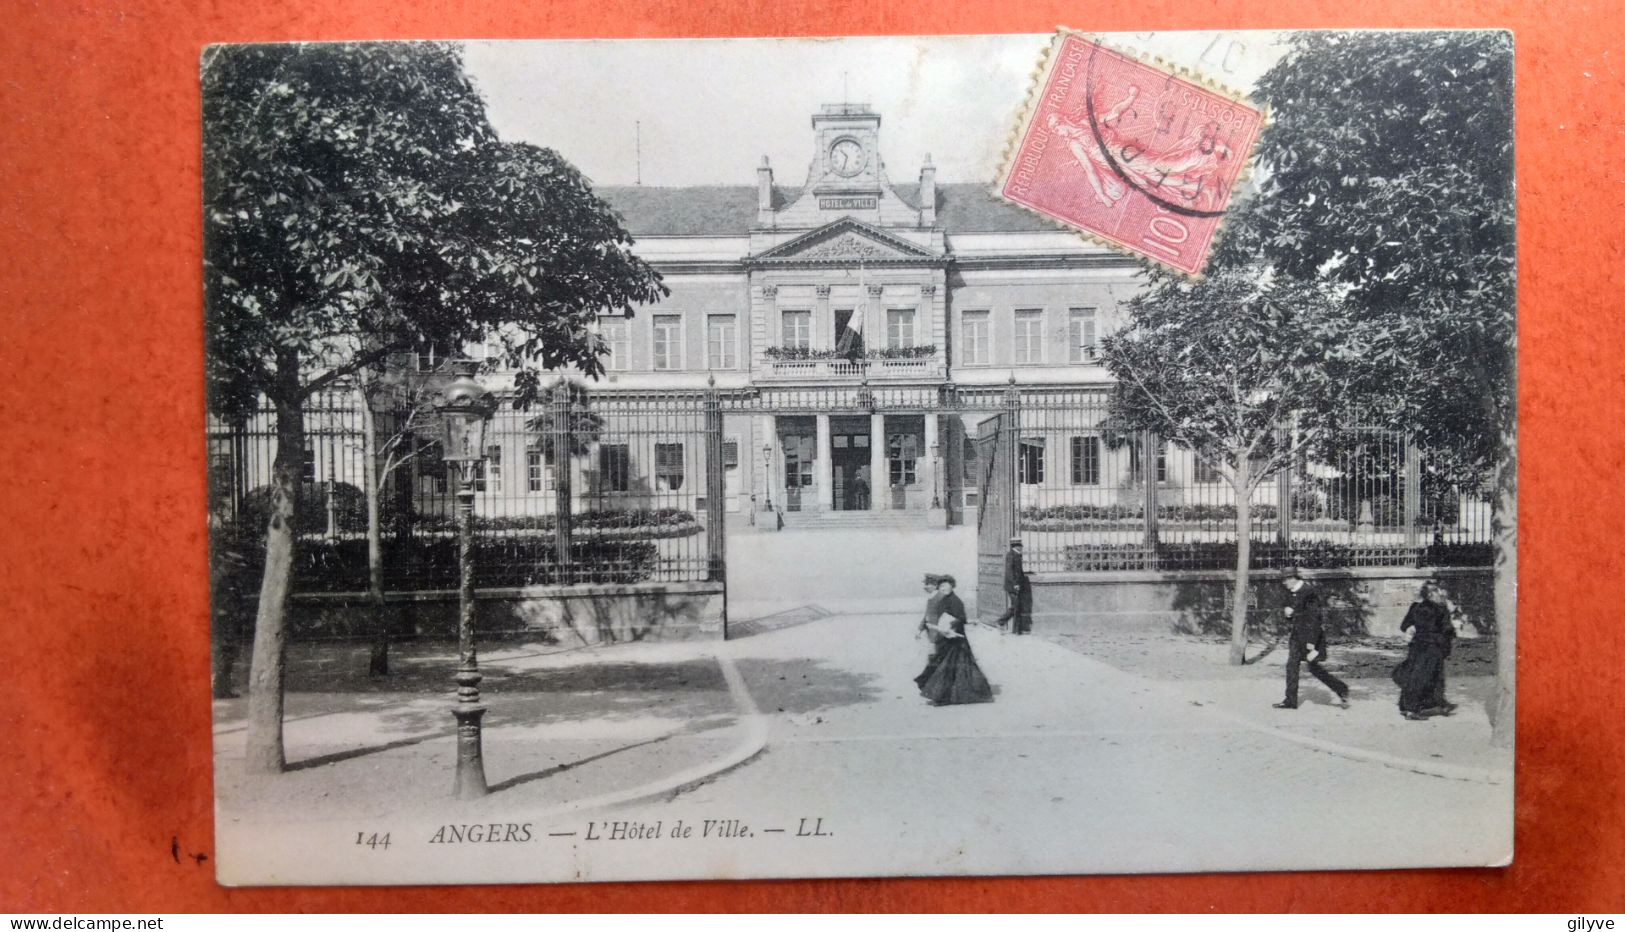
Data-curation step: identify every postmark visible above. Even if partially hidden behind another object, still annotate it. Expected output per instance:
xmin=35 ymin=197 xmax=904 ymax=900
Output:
xmin=997 ymin=31 xmax=1265 ymax=276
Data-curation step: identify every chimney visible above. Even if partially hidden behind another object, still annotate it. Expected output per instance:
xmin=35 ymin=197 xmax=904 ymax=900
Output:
xmin=757 ymin=156 xmax=775 ymax=225
xmin=918 ymin=154 xmax=937 ymax=227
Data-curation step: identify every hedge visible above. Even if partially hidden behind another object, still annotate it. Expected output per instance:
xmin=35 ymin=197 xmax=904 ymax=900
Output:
xmin=1059 ymin=540 xmax=1494 ymax=572
xmin=219 ymin=535 xmax=662 ymax=592
xmin=1022 ymin=503 xmax=1281 ymax=526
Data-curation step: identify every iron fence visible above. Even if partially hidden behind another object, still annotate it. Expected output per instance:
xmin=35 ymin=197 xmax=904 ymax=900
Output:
xmin=207 ymin=386 xmax=725 ymax=591
xmin=971 ymin=391 xmax=1495 ymax=573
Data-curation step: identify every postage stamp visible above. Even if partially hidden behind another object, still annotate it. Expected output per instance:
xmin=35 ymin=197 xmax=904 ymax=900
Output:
xmin=997 ymin=32 xmax=1265 ymax=276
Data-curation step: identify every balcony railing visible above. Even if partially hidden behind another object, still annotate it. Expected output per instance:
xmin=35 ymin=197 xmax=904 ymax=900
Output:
xmin=758 ymin=355 xmax=946 ymax=381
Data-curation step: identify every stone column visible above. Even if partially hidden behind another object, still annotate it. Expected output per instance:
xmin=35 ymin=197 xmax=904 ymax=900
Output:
xmin=815 ymin=284 xmax=832 ymax=352
xmin=923 ymin=412 xmax=940 ymax=511
xmin=816 ymin=413 xmax=833 ymax=511
xmin=867 ymin=283 xmax=886 ymax=353
xmin=870 ymin=412 xmax=887 ymax=511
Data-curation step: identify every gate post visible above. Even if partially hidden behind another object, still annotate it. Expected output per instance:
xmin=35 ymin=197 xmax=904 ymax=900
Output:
xmin=705 ymin=380 xmax=726 ymax=583
xmin=1277 ymin=426 xmax=1294 ymax=548
xmin=1002 ymin=376 xmax=1021 ymax=548
xmin=552 ymin=387 xmax=573 ymax=582
xmin=1142 ymin=431 xmax=1160 ymax=549
xmin=1403 ymin=436 xmax=1422 ymax=550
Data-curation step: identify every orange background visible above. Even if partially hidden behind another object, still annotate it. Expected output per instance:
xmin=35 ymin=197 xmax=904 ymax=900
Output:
xmin=1 ymin=0 xmax=1620 ymax=913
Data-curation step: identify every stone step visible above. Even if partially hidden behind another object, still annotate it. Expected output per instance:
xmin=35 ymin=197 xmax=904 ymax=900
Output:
xmin=778 ymin=510 xmax=942 ymax=530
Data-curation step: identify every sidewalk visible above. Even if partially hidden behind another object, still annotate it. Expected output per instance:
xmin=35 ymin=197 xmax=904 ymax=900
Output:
xmin=213 ymin=638 xmax=765 ymax=825
xmin=1045 ymin=627 xmax=1512 ymax=781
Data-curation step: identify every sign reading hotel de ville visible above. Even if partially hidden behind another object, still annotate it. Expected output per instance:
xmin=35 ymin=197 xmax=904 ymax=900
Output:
xmin=204 ymin=31 xmax=1516 ymax=886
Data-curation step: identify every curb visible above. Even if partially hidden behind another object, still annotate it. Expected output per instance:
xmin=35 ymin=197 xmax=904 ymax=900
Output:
xmin=497 ymin=647 xmax=770 ymax=823
xmin=1176 ymin=692 xmax=1510 ymax=785
xmin=1020 ymin=633 xmax=1510 ymax=786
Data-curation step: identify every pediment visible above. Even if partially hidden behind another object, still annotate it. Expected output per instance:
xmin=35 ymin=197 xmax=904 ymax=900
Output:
xmin=751 ymin=218 xmax=940 ymax=264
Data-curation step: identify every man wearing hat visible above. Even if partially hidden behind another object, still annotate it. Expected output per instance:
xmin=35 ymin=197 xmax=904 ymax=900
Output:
xmin=1275 ymin=565 xmax=1350 ymax=709
xmin=991 ymin=537 xmax=1032 ymax=635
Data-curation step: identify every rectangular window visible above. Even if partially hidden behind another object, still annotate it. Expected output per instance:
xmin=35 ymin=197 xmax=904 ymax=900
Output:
xmin=652 ymin=315 xmax=682 ymax=371
xmin=655 ymin=442 xmax=685 ymax=492
xmin=722 ymin=440 xmax=740 ymax=468
xmin=1194 ymin=454 xmax=1222 ymax=484
xmin=886 ymin=433 xmax=919 ymax=486
xmin=300 ymin=444 xmax=316 ymax=484
xmin=1014 ymin=309 xmax=1044 ymax=364
xmin=475 ymin=446 xmax=501 ymax=493
xmin=1070 ymin=436 xmax=1101 ymax=485
xmin=886 ymin=308 xmax=916 ymax=349
xmin=1068 ymin=307 xmax=1098 ymax=363
xmin=415 ymin=341 xmax=451 ymax=372
xmin=1129 ymin=441 xmax=1168 ymax=483
xmin=526 ymin=448 xmax=553 ymax=492
xmin=961 ymin=310 xmax=990 ymax=366
xmin=707 ymin=315 xmax=737 ymax=369
xmin=1019 ymin=438 xmax=1045 ymax=485
xmin=599 ymin=443 xmax=630 ymax=493
xmin=782 ymin=310 xmax=812 ymax=351
xmin=599 ymin=316 xmax=628 ymax=371
xmin=417 ymin=438 xmax=447 ymax=494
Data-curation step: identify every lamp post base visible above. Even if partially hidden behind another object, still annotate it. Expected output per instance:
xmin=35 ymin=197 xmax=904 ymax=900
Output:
xmin=451 ymin=705 xmax=489 ymax=799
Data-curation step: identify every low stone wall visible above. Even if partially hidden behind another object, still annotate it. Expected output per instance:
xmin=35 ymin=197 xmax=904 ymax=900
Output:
xmin=285 ymin=580 xmax=725 ymax=646
xmin=1026 ymin=566 xmax=1496 ymax=639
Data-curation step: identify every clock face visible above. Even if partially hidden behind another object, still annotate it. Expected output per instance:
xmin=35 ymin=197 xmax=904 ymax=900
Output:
xmin=829 ymin=138 xmax=867 ymax=177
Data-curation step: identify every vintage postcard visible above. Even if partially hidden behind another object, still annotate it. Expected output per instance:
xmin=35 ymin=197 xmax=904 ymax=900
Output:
xmin=204 ymin=30 xmax=1516 ymax=885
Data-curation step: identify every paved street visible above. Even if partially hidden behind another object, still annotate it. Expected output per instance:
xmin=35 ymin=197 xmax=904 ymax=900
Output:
xmin=671 ymin=610 xmax=1512 ymax=878
xmin=216 ymin=594 xmax=1511 ymax=883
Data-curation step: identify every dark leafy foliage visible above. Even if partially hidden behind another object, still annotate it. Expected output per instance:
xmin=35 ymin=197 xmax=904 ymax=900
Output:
xmin=1247 ymin=31 xmax=1515 ymax=481
xmin=1061 ymin=540 xmax=1491 ymax=572
xmin=230 ymin=536 xmax=660 ymax=591
xmin=236 ymin=482 xmax=367 ymax=535
xmin=202 ymin=42 xmax=667 ymax=418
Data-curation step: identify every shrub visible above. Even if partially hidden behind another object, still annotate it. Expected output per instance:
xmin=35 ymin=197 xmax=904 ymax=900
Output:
xmin=236 ymin=481 xmax=366 ymax=535
xmin=1059 ymin=539 xmax=1492 ymax=572
xmin=284 ymin=537 xmax=661 ymax=591
xmin=1022 ymin=502 xmax=1279 ymax=528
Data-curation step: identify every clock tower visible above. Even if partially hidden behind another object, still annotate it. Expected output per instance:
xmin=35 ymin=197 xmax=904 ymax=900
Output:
xmin=809 ymin=103 xmax=884 ymax=205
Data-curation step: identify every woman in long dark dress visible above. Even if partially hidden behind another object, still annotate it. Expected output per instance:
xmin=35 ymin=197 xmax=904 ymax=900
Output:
xmin=1392 ymin=583 xmax=1457 ymax=720
xmin=914 ymin=576 xmax=993 ymax=705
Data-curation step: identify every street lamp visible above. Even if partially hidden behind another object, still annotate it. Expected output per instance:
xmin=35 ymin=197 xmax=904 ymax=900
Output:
xmin=437 ymin=359 xmax=495 ymax=799
xmin=761 ymin=442 xmax=774 ymax=512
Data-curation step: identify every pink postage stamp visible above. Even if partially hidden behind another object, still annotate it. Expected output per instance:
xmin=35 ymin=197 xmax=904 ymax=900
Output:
xmin=998 ymin=32 xmax=1265 ymax=276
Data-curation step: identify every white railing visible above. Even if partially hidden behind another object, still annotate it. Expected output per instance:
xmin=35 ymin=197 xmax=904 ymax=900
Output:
xmin=760 ymin=356 xmax=944 ymax=380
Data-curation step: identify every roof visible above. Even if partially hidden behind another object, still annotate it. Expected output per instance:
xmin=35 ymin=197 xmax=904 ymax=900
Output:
xmin=594 ymin=183 xmax=1057 ymax=237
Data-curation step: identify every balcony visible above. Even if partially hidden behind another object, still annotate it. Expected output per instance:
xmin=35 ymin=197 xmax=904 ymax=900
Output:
xmin=757 ymin=347 xmax=946 ymax=382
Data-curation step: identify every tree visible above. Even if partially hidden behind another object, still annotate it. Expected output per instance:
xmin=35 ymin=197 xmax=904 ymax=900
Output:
xmin=203 ymin=42 xmax=665 ymax=773
xmin=1102 ymin=264 xmax=1351 ymax=664
xmin=355 ymin=366 xmax=444 ymax=677
xmin=1247 ymin=31 xmax=1516 ymax=743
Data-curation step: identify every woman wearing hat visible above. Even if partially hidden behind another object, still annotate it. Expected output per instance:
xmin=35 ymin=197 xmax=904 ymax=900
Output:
xmin=914 ymin=575 xmax=994 ymax=705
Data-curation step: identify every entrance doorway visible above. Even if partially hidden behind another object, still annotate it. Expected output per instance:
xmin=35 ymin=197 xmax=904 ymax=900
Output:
xmin=830 ymin=416 xmax=872 ymax=511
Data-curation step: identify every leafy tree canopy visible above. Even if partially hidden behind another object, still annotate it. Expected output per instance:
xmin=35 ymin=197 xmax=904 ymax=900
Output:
xmin=1247 ymin=31 xmax=1515 ymax=480
xmin=1103 ymin=262 xmax=1351 ymax=483
xmin=202 ymin=42 xmax=666 ymax=417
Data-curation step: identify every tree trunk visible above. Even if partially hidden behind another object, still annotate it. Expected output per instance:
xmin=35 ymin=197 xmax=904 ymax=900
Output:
xmin=245 ymin=361 xmax=302 ymax=774
xmin=360 ymin=383 xmax=389 ymax=677
xmin=1490 ymin=427 xmax=1516 ymax=748
xmin=1228 ymin=457 xmax=1252 ymax=665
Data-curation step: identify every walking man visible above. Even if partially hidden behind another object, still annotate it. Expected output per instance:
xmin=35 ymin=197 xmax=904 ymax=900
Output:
xmin=1274 ymin=565 xmax=1349 ymax=709
xmin=991 ymin=537 xmax=1032 ymax=635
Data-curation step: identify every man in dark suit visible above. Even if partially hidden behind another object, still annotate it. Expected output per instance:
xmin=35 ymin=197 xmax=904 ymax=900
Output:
xmin=991 ymin=537 xmax=1032 ymax=635
xmin=1274 ymin=565 xmax=1350 ymax=709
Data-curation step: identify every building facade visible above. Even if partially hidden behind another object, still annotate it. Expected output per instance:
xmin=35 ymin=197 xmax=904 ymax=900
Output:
xmin=567 ymin=102 xmax=1151 ymax=527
